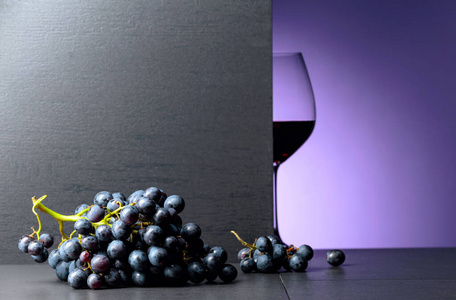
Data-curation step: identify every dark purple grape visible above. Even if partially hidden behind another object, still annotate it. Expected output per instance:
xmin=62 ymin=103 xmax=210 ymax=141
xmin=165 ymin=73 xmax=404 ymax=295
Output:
xmin=296 ymin=244 xmax=313 ymax=261
xmin=107 ymin=199 xmax=125 ymax=212
xmin=255 ymin=236 xmax=272 ymax=253
xmin=111 ymin=220 xmax=131 ymax=241
xmin=63 ymin=239 xmax=82 ymax=260
xmin=95 ymin=224 xmax=113 ymax=242
xmin=68 ymin=268 xmax=88 ymax=289
xmin=203 ymin=253 xmax=223 ymax=273
xmin=91 ymin=254 xmax=111 ymax=273
xmin=136 ymin=197 xmax=156 ymax=217
xmin=75 ymin=203 xmax=89 ymax=215
xmin=107 ymin=240 xmax=127 ymax=260
xmin=81 ymin=235 xmax=99 ymax=252
xmin=127 ymin=190 xmax=144 ymax=205
xmin=28 ymin=240 xmax=44 ymax=256
xmin=39 ymin=233 xmax=54 ymax=248
xmin=131 ymin=271 xmax=149 ymax=287
xmin=87 ymin=273 xmax=103 ymax=290
xmin=56 ymin=261 xmax=71 ymax=281
xmin=208 ymin=246 xmax=228 ymax=264
xmin=31 ymin=247 xmax=49 ymax=263
xmin=163 ymin=195 xmax=185 ymax=214
xmin=272 ymin=244 xmax=287 ymax=263
xmin=240 ymin=257 xmax=256 ymax=273
xmin=187 ymin=261 xmax=206 ymax=284
xmin=153 ymin=208 xmax=170 ymax=226
xmin=148 ymin=246 xmax=169 ymax=267
xmin=164 ymin=264 xmax=186 ymax=285
xmin=218 ymin=264 xmax=237 ymax=283
xmin=128 ymin=250 xmax=149 ymax=272
xmin=112 ymin=192 xmax=126 ymax=202
xmin=87 ymin=205 xmax=105 ymax=223
xmin=144 ymin=187 xmax=162 ymax=202
xmin=326 ymin=249 xmax=345 ymax=267
xmin=180 ymin=223 xmax=201 ymax=242
xmin=48 ymin=249 xmax=61 ymax=269
xmin=237 ymin=247 xmax=251 ymax=261
xmin=104 ymin=268 xmax=122 ymax=287
xmin=143 ymin=225 xmax=165 ymax=247
xmin=256 ymin=254 xmax=275 ymax=273
xmin=289 ymin=253 xmax=308 ymax=272
xmin=74 ymin=218 xmax=93 ymax=235
xmin=18 ymin=235 xmax=34 ymax=253
xmin=93 ymin=191 xmax=113 ymax=207
xmin=120 ymin=205 xmax=139 ymax=226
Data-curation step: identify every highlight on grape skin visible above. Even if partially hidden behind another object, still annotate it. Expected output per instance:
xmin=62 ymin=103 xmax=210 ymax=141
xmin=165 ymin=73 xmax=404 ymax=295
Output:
xmin=18 ymin=189 xmax=237 ymax=289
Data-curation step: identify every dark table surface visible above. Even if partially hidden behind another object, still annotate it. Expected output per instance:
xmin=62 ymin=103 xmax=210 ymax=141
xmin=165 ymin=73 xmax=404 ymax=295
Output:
xmin=2 ymin=248 xmax=456 ymax=300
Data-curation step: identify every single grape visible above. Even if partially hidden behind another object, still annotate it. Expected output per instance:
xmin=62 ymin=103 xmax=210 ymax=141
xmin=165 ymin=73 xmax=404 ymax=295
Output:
xmin=326 ymin=249 xmax=345 ymax=267
xmin=107 ymin=240 xmax=127 ymax=260
xmin=96 ymin=224 xmax=113 ymax=242
xmin=87 ymin=273 xmax=103 ymax=290
xmin=79 ymin=251 xmax=91 ymax=263
xmin=93 ymin=191 xmax=113 ymax=207
xmin=267 ymin=236 xmax=282 ymax=245
xmin=107 ymin=199 xmax=125 ymax=212
xmin=128 ymin=250 xmax=149 ymax=272
xmin=87 ymin=205 xmax=105 ymax=223
xmin=74 ymin=218 xmax=93 ymax=235
xmin=31 ymin=247 xmax=49 ymax=263
xmin=296 ymin=244 xmax=314 ymax=261
xmin=163 ymin=195 xmax=185 ymax=214
xmin=240 ymin=257 xmax=256 ymax=273
xmin=63 ymin=239 xmax=82 ymax=260
xmin=91 ymin=254 xmax=111 ymax=273
xmin=218 ymin=264 xmax=237 ymax=283
xmin=18 ymin=235 xmax=34 ymax=253
xmin=120 ymin=205 xmax=139 ymax=226
xmin=208 ymin=246 xmax=228 ymax=264
xmin=180 ymin=223 xmax=201 ymax=242
xmin=255 ymin=236 xmax=272 ymax=253
xmin=75 ymin=203 xmax=89 ymax=215
xmin=289 ymin=253 xmax=308 ymax=272
xmin=136 ymin=197 xmax=156 ymax=217
xmin=153 ymin=207 xmax=171 ymax=226
xmin=28 ymin=240 xmax=44 ymax=256
xmin=164 ymin=264 xmax=186 ymax=285
xmin=104 ymin=268 xmax=122 ymax=287
xmin=143 ymin=225 xmax=165 ymax=247
xmin=81 ymin=235 xmax=99 ymax=252
xmin=127 ymin=190 xmax=145 ymax=205
xmin=56 ymin=261 xmax=71 ymax=281
xmin=68 ymin=268 xmax=88 ymax=289
xmin=148 ymin=246 xmax=169 ymax=267
xmin=187 ymin=261 xmax=206 ymax=284
xmin=203 ymin=253 xmax=223 ymax=273
xmin=144 ymin=187 xmax=162 ymax=202
xmin=272 ymin=244 xmax=287 ymax=263
xmin=256 ymin=254 xmax=275 ymax=273
xmin=237 ymin=247 xmax=251 ymax=261
xmin=111 ymin=220 xmax=131 ymax=241
xmin=112 ymin=192 xmax=126 ymax=202
xmin=48 ymin=249 xmax=61 ymax=269
xmin=131 ymin=271 xmax=150 ymax=287
xmin=39 ymin=233 xmax=54 ymax=248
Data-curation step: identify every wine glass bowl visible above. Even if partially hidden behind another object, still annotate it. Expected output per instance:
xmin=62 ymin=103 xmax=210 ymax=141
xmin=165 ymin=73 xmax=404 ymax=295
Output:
xmin=272 ymin=52 xmax=316 ymax=242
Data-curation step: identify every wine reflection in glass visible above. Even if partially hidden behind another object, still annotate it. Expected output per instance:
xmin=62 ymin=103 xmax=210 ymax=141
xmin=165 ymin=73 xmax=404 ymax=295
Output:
xmin=273 ymin=52 xmax=316 ymax=244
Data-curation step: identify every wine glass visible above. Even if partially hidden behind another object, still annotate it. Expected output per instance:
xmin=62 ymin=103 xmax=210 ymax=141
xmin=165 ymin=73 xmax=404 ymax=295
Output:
xmin=273 ymin=52 xmax=316 ymax=244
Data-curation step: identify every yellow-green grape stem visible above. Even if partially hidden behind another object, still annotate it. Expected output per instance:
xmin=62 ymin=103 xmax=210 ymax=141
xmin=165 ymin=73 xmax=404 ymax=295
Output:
xmin=58 ymin=221 xmax=69 ymax=240
xmin=230 ymin=231 xmax=257 ymax=250
xmin=32 ymin=196 xmax=81 ymax=223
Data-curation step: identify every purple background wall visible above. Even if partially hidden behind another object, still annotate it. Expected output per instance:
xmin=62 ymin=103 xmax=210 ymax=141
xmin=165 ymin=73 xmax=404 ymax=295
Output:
xmin=274 ymin=0 xmax=456 ymax=248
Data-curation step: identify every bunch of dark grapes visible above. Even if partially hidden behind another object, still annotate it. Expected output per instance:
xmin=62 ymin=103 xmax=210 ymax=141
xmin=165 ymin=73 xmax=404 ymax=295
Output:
xmin=18 ymin=188 xmax=237 ymax=289
xmin=232 ymin=231 xmax=345 ymax=273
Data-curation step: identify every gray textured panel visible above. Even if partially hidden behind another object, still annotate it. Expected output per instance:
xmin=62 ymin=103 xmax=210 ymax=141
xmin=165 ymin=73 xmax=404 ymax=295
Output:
xmin=0 ymin=0 xmax=272 ymax=263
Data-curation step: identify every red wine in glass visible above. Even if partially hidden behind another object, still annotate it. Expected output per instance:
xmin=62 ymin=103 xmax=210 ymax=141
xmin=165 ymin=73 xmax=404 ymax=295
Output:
xmin=273 ymin=52 xmax=316 ymax=244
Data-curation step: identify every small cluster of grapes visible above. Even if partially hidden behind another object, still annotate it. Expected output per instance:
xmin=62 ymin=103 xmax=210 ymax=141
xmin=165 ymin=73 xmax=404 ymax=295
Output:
xmin=18 ymin=188 xmax=237 ymax=289
xmin=232 ymin=232 xmax=345 ymax=273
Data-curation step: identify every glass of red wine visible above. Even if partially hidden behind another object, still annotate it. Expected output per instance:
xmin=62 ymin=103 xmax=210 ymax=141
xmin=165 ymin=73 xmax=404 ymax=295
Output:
xmin=273 ymin=52 xmax=316 ymax=243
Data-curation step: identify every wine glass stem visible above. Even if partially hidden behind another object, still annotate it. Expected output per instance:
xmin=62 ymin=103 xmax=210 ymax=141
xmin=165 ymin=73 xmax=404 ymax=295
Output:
xmin=273 ymin=162 xmax=282 ymax=242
